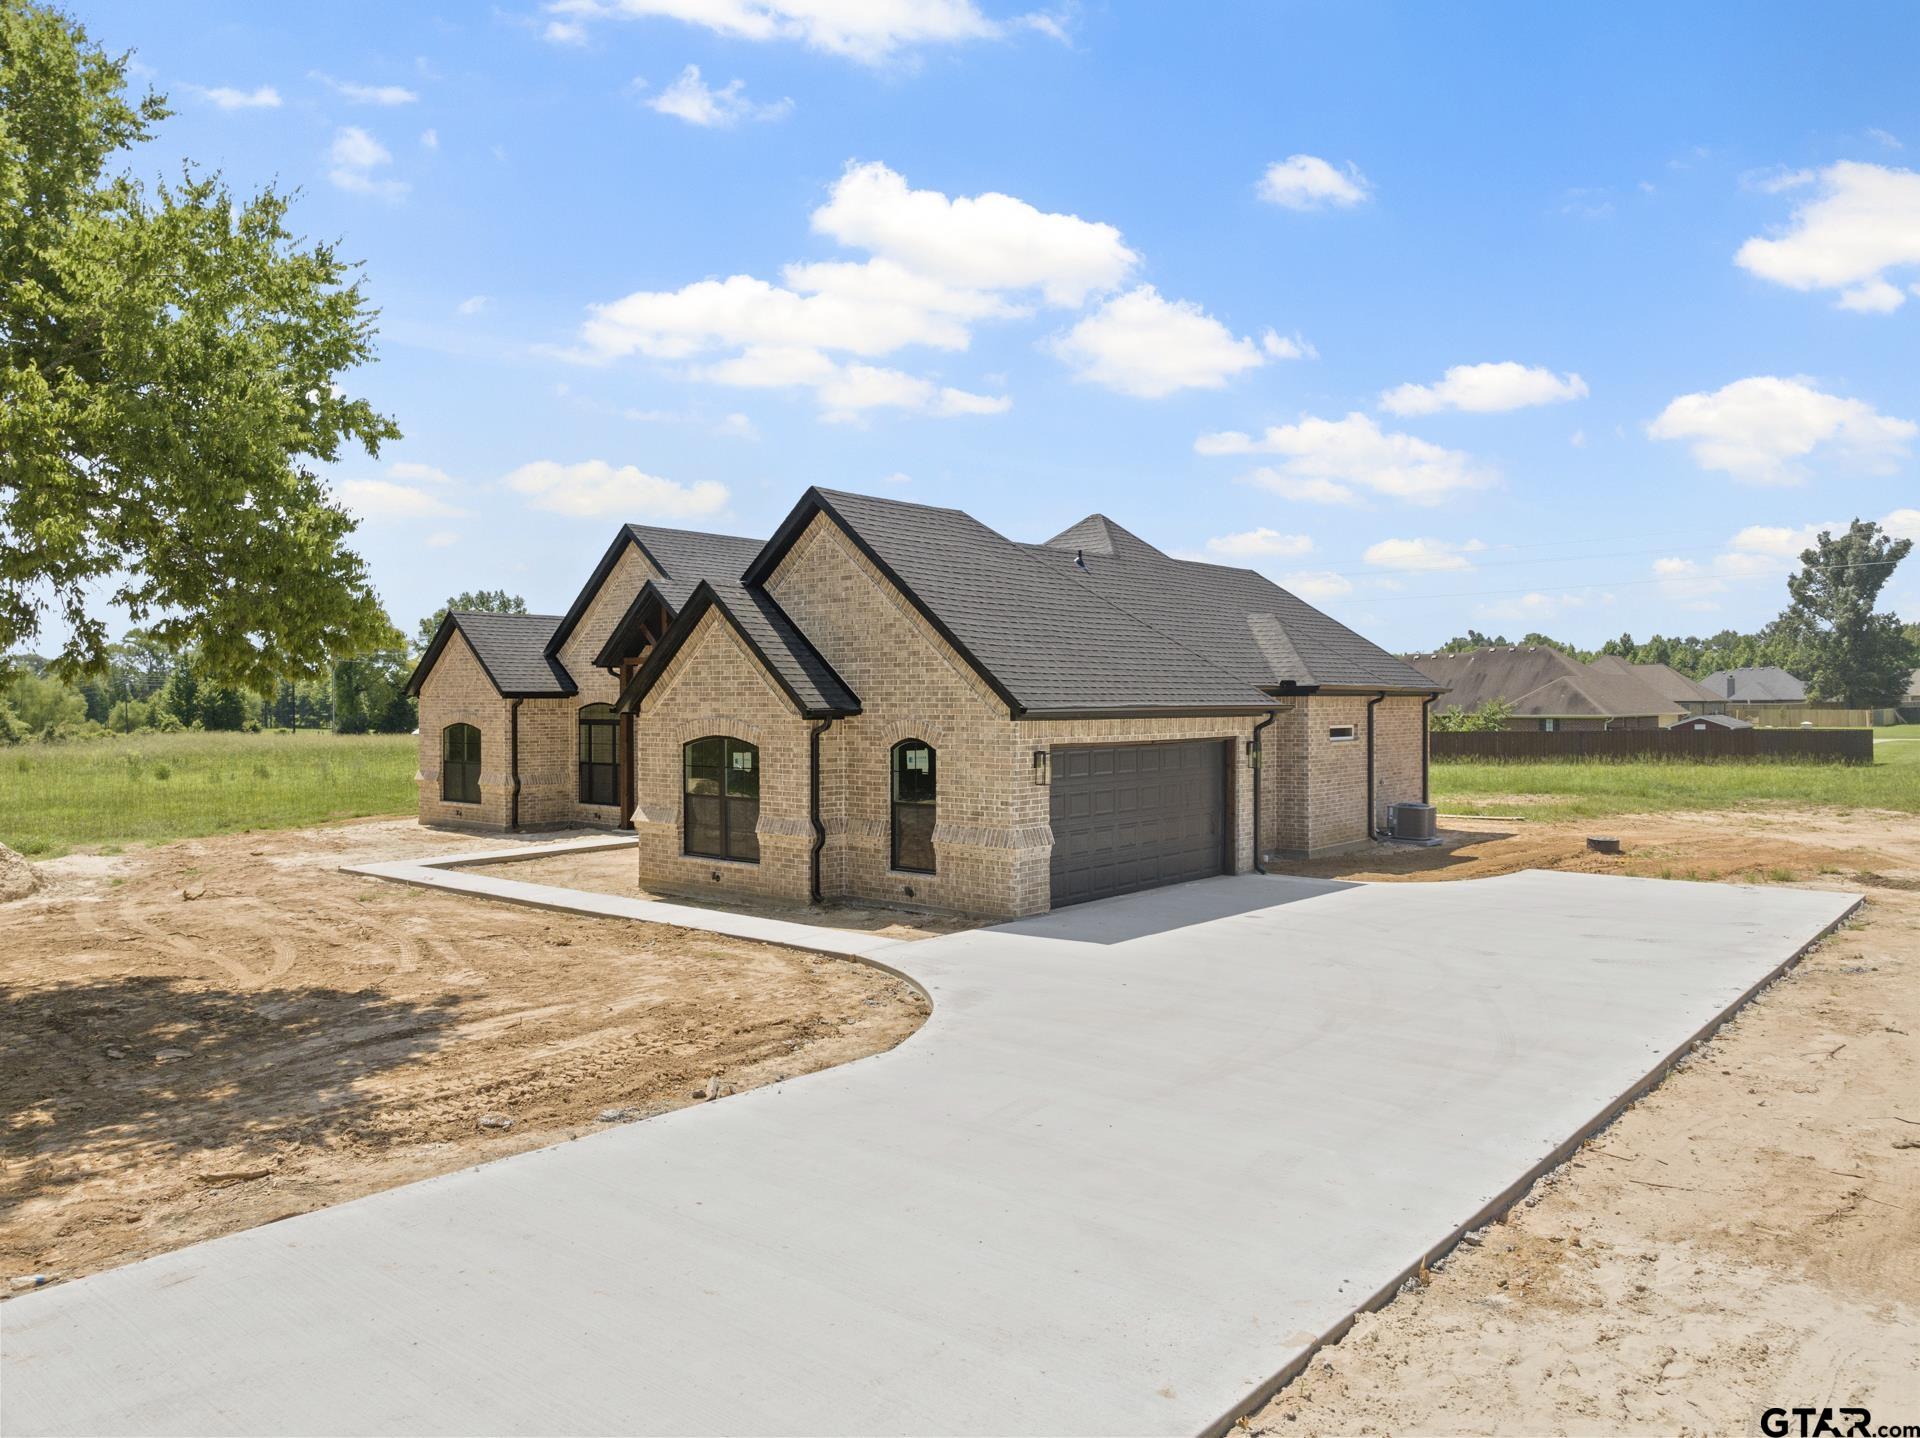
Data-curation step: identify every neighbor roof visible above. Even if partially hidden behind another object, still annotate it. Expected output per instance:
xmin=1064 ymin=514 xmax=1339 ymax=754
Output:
xmin=1588 ymin=655 xmax=1720 ymax=708
xmin=405 ymin=611 xmax=574 ymax=698
xmin=740 ymin=489 xmax=1419 ymax=716
xmin=1407 ymin=646 xmax=1680 ymax=720
xmin=1667 ymin=712 xmax=1753 ymax=730
xmin=1700 ymin=665 xmax=1808 ymax=702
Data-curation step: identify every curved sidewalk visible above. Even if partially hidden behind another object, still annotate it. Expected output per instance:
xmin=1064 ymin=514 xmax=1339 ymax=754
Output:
xmin=1 ymin=870 xmax=1859 ymax=1437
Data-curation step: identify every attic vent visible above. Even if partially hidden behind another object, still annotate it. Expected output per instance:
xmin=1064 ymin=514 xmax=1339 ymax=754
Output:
xmin=1074 ymin=549 xmax=1087 ymax=570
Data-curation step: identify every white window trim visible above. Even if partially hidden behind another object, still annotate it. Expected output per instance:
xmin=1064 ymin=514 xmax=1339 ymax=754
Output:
xmin=1327 ymin=724 xmax=1358 ymax=743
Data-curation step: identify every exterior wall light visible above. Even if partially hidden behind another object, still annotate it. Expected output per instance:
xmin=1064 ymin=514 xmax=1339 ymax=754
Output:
xmin=1031 ymin=749 xmax=1050 ymax=785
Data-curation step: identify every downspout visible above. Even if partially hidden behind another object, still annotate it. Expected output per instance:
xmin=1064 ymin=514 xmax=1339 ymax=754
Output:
xmin=1420 ymin=694 xmax=1435 ymax=803
xmin=1365 ymin=692 xmax=1386 ymax=840
xmin=509 ymin=699 xmax=523 ymax=831
xmin=1249 ymin=708 xmax=1279 ymax=874
xmin=809 ymin=716 xmax=835 ymax=904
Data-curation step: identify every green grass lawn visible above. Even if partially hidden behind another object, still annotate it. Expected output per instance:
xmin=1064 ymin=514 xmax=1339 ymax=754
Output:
xmin=0 ymin=730 xmax=418 ymax=857
xmin=1433 ymin=725 xmax=1919 ymax=821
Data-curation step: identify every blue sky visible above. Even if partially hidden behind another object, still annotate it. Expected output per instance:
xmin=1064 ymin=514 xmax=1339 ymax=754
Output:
xmin=71 ymin=0 xmax=1920 ymax=654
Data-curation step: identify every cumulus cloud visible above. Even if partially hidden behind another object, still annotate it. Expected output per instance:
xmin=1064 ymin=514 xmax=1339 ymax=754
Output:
xmin=1479 ymin=590 xmax=1590 ymax=620
xmin=810 ymin=160 xmax=1135 ymax=305
xmin=313 ymin=72 xmax=419 ymax=105
xmin=1884 ymin=506 xmax=1920 ymax=541
xmin=1051 ymin=286 xmax=1268 ymax=398
xmin=425 ymin=530 xmax=460 ymax=548
xmin=456 ymin=295 xmax=489 ymax=316
xmin=1277 ymin=570 xmax=1353 ymax=600
xmin=1204 ymin=528 xmax=1313 ymax=559
xmin=1256 ymin=154 xmax=1371 ymax=211
xmin=388 ymin=461 xmax=455 ymax=485
xmin=328 ymin=126 xmax=407 ymax=199
xmin=1362 ymin=536 xmax=1486 ymax=571
xmin=1735 ymin=160 xmax=1920 ymax=312
xmin=644 ymin=64 xmax=793 ymax=126
xmin=190 ymin=84 xmax=281 ymax=110
xmin=338 ymin=478 xmax=466 ymax=518
xmin=571 ymin=160 xmax=1258 ymax=419
xmin=1647 ymin=375 xmax=1915 ymax=483
xmin=543 ymin=0 xmax=1046 ymax=63
xmin=1196 ymin=414 xmax=1494 ymax=506
xmin=503 ymin=460 xmax=730 ymax=518
xmin=1379 ymin=362 xmax=1588 ymax=416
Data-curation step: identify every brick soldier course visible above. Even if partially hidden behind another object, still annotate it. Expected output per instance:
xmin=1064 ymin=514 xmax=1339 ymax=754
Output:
xmin=408 ymin=488 xmax=1443 ymax=918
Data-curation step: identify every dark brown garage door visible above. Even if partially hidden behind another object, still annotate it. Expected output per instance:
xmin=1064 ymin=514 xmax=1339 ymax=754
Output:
xmin=1048 ymin=740 xmax=1229 ymax=907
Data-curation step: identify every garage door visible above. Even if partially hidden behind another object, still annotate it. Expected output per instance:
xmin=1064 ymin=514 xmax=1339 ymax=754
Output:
xmin=1048 ymin=740 xmax=1229 ymax=907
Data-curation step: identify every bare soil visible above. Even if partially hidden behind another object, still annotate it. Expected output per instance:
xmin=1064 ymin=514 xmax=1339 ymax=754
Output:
xmin=0 ymin=820 xmax=926 ymax=1291
xmin=464 ymin=847 xmax=976 ymax=941
xmin=1249 ymin=806 xmax=1920 ymax=1435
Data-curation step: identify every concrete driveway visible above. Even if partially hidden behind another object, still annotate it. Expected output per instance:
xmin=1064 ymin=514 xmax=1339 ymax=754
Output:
xmin=2 ymin=871 xmax=1857 ymax=1437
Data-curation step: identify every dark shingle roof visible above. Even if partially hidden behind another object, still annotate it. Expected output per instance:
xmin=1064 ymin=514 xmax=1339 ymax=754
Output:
xmin=1031 ymin=515 xmax=1442 ymax=693
xmin=1700 ymin=666 xmax=1808 ymax=702
xmin=616 ymin=580 xmax=857 ymax=719
xmin=1407 ymin=647 xmax=1680 ymax=719
xmin=1589 ymin=655 xmax=1720 ymax=707
xmin=750 ymin=490 xmax=1274 ymax=714
xmin=406 ymin=611 xmax=574 ymax=697
xmin=625 ymin=524 xmax=763 ymax=584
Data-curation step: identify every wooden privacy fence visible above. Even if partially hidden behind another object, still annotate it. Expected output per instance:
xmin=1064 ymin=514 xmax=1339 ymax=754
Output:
xmin=1431 ymin=728 xmax=1875 ymax=765
xmin=1723 ymin=703 xmax=1900 ymax=728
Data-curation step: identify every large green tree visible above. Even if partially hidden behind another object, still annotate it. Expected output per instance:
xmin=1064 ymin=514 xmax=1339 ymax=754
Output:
xmin=1 ymin=0 xmax=399 ymax=690
xmin=1783 ymin=519 xmax=1915 ymax=706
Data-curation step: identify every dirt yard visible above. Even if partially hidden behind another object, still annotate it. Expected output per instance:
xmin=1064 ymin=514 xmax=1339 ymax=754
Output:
xmin=1249 ymin=806 xmax=1920 ymax=1435
xmin=0 ymin=820 xmax=927 ymax=1291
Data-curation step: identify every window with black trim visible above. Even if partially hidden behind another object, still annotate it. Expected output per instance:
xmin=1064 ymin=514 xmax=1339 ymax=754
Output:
xmin=442 ymin=723 xmax=481 ymax=804
xmin=890 ymin=739 xmax=936 ymax=873
xmin=684 ymin=736 xmax=759 ymax=862
xmin=578 ymin=704 xmax=619 ymax=806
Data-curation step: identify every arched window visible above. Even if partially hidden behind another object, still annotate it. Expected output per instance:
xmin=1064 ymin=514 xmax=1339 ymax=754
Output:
xmin=684 ymin=736 xmax=759 ymax=862
xmin=890 ymin=739 xmax=936 ymax=874
xmin=578 ymin=704 xmax=619 ymax=806
xmin=442 ymin=723 xmax=481 ymax=804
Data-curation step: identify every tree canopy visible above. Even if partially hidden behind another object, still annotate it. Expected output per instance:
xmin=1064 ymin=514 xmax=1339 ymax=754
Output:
xmin=414 ymin=590 xmax=526 ymax=652
xmin=1782 ymin=519 xmax=1914 ymax=706
xmin=0 ymin=0 xmax=399 ymax=690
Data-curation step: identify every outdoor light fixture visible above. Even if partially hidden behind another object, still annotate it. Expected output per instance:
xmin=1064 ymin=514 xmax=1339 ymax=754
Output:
xmin=1031 ymin=749 xmax=1049 ymax=785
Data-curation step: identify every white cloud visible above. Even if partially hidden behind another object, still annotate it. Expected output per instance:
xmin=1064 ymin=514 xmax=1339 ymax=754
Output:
xmin=1883 ymin=507 xmax=1920 ymax=541
xmin=1379 ymin=361 xmax=1588 ymax=416
xmin=544 ymin=0 xmax=1041 ymax=63
xmin=191 ymin=84 xmax=281 ymax=110
xmin=1277 ymin=570 xmax=1353 ymax=600
xmin=1727 ymin=522 xmax=1826 ymax=558
xmin=811 ymin=160 xmax=1134 ymax=306
xmin=1736 ymin=161 xmax=1920 ymax=312
xmin=687 ymin=344 xmax=1006 ymax=421
xmin=1479 ymin=590 xmax=1588 ymax=620
xmin=1569 ymin=429 xmax=1587 ymax=447
xmin=1261 ymin=329 xmax=1316 ymax=360
xmin=644 ymin=64 xmax=793 ymax=126
xmin=1868 ymin=127 xmax=1903 ymax=151
xmin=1647 ymin=375 xmax=1916 ymax=483
xmin=425 ymin=530 xmax=460 ymax=548
xmin=389 ymin=461 xmax=455 ymax=485
xmin=1198 ymin=413 xmax=1494 ymax=506
xmin=1256 ymin=154 xmax=1371 ymax=211
xmin=544 ymin=18 xmax=589 ymax=44
xmin=328 ymin=126 xmax=407 ymax=199
xmin=879 ymin=471 xmax=912 ymax=485
xmin=502 ymin=460 xmax=730 ymax=519
xmin=1363 ymin=536 xmax=1486 ymax=571
xmin=1050 ymin=286 xmax=1266 ymax=398
xmin=456 ymin=295 xmax=489 ymax=316
xmin=1205 ymin=528 xmax=1313 ymax=559
xmin=420 ymin=128 xmax=440 ymax=149
xmin=338 ymin=479 xmax=466 ymax=518
xmin=314 ymin=73 xmax=419 ymax=105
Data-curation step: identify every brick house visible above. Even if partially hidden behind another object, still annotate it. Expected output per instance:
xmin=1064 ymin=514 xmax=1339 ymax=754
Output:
xmin=1408 ymin=646 xmax=1717 ymax=732
xmin=407 ymin=488 xmax=1442 ymax=918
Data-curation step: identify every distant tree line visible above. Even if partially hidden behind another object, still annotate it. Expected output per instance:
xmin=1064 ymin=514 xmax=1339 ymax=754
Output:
xmin=1420 ymin=520 xmax=1919 ymax=708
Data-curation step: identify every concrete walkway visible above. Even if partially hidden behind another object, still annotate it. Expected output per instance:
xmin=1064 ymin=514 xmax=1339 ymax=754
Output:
xmin=342 ymin=834 xmax=901 ymax=960
xmin=1 ymin=871 xmax=1858 ymax=1437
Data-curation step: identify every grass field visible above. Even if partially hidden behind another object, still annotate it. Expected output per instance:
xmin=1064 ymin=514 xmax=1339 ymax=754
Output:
xmin=1433 ymin=725 xmax=1919 ymax=821
xmin=0 ymin=730 xmax=417 ymax=857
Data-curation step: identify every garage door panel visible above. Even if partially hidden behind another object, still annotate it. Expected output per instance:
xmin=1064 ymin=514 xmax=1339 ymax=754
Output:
xmin=1048 ymin=740 xmax=1227 ymax=907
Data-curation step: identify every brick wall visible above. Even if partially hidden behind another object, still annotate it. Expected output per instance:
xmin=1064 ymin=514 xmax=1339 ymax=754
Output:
xmin=414 ymin=630 xmax=512 ymax=828
xmin=1260 ymin=694 xmax=1428 ymax=858
xmin=631 ymin=606 xmax=812 ymax=905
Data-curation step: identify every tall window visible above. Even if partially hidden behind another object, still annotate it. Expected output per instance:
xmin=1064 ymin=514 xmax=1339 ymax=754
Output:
xmin=891 ymin=739 xmax=936 ymax=874
xmin=578 ymin=704 xmax=619 ymax=806
xmin=684 ymin=736 xmax=759 ymax=862
xmin=442 ymin=724 xmax=481 ymax=804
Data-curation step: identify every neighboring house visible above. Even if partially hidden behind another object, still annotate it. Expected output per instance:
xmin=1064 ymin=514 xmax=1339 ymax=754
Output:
xmin=1699 ymin=666 xmax=1808 ymax=704
xmin=407 ymin=488 xmax=1443 ymax=918
xmin=1668 ymin=712 xmax=1753 ymax=732
xmin=1407 ymin=646 xmax=1689 ymax=730
xmin=1588 ymin=654 xmax=1723 ymax=714
xmin=1905 ymin=668 xmax=1920 ymax=704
